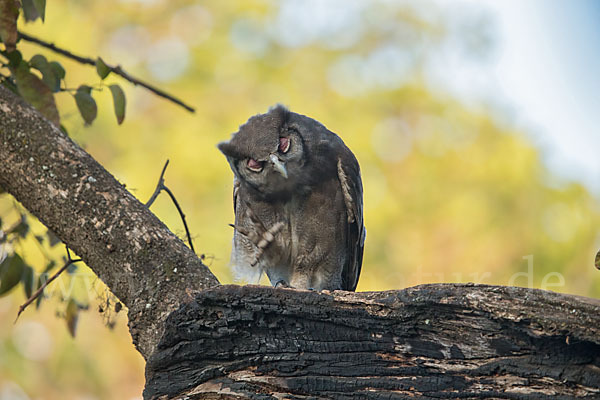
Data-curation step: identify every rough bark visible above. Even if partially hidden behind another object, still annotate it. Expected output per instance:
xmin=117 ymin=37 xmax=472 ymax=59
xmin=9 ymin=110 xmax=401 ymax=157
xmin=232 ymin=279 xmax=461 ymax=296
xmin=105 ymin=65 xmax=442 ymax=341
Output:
xmin=145 ymin=284 xmax=600 ymax=399
xmin=0 ymin=86 xmax=219 ymax=358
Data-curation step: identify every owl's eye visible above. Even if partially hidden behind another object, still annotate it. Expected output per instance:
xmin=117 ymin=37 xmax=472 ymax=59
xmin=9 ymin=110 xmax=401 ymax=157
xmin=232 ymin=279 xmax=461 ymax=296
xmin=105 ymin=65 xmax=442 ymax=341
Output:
xmin=278 ymin=137 xmax=290 ymax=154
xmin=247 ymin=158 xmax=264 ymax=172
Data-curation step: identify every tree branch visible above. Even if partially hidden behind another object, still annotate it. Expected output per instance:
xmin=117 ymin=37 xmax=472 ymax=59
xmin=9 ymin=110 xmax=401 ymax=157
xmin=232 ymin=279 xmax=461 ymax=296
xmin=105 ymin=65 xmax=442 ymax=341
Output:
xmin=146 ymin=160 xmax=170 ymax=208
xmin=16 ymin=256 xmax=82 ymax=321
xmin=17 ymin=31 xmax=196 ymax=113
xmin=145 ymin=283 xmax=600 ymax=399
xmin=0 ymin=85 xmax=218 ymax=358
xmin=146 ymin=160 xmax=196 ymax=254
xmin=161 ymin=185 xmax=195 ymax=254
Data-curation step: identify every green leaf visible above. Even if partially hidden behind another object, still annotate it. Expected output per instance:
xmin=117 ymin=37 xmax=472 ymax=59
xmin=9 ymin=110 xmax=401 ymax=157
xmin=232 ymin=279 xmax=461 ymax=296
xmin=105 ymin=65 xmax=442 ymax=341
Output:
xmin=77 ymin=84 xmax=92 ymax=95
xmin=0 ymin=0 xmax=19 ymax=52
xmin=109 ymin=84 xmax=126 ymax=125
xmin=13 ymin=61 xmax=60 ymax=126
xmin=33 ymin=0 xmax=45 ymax=22
xmin=65 ymin=298 xmax=80 ymax=337
xmin=5 ymin=49 xmax=21 ymax=67
xmin=21 ymin=0 xmax=45 ymax=22
xmin=13 ymin=219 xmax=29 ymax=238
xmin=41 ymin=71 xmax=59 ymax=93
xmin=21 ymin=0 xmax=40 ymax=22
xmin=29 ymin=54 xmax=47 ymax=69
xmin=43 ymin=260 xmax=56 ymax=272
xmin=49 ymin=61 xmax=65 ymax=80
xmin=22 ymin=265 xmax=35 ymax=298
xmin=46 ymin=229 xmax=61 ymax=247
xmin=29 ymin=55 xmax=64 ymax=92
xmin=66 ymin=263 xmax=77 ymax=274
xmin=95 ymin=57 xmax=111 ymax=80
xmin=28 ymin=54 xmax=60 ymax=92
xmin=74 ymin=85 xmax=97 ymax=125
xmin=0 ymin=254 xmax=25 ymax=296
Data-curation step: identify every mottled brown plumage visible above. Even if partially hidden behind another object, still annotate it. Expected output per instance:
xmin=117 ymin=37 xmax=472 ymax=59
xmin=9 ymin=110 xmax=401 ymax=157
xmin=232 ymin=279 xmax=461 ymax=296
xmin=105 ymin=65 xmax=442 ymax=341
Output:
xmin=218 ymin=106 xmax=365 ymax=291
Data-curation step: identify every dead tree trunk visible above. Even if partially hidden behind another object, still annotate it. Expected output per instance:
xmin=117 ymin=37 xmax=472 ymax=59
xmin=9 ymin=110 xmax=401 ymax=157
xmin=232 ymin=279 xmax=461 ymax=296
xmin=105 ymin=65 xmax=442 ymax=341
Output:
xmin=1 ymin=86 xmax=599 ymax=399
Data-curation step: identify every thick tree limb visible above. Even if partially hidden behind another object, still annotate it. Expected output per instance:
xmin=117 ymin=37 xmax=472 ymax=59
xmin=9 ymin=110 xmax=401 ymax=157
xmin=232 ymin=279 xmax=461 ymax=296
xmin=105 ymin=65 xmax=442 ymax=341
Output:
xmin=145 ymin=284 xmax=600 ymax=399
xmin=0 ymin=85 xmax=218 ymax=358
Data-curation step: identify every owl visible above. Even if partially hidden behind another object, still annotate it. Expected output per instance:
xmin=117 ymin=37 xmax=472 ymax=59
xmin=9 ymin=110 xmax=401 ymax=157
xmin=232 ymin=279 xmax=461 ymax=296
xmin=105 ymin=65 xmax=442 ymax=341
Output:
xmin=218 ymin=105 xmax=365 ymax=291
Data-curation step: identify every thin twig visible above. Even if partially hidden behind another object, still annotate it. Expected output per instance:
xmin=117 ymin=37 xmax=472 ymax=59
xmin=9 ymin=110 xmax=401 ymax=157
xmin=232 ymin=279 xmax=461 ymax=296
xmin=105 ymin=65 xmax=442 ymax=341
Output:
xmin=145 ymin=160 xmax=195 ymax=253
xmin=65 ymin=245 xmax=75 ymax=262
xmin=162 ymin=186 xmax=195 ymax=254
xmin=15 ymin=257 xmax=82 ymax=322
xmin=146 ymin=159 xmax=170 ymax=208
xmin=17 ymin=31 xmax=195 ymax=113
xmin=18 ymin=32 xmax=91 ymax=65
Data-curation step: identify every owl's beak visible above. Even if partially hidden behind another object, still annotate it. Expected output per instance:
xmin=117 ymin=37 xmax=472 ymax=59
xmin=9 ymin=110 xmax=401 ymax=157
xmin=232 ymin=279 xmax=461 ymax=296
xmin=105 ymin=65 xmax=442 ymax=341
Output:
xmin=269 ymin=154 xmax=288 ymax=179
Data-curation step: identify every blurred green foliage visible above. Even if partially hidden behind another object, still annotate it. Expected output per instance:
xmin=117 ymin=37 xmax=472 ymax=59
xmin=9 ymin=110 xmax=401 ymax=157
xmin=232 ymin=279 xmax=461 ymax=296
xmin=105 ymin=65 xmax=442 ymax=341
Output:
xmin=1 ymin=1 xmax=599 ymax=399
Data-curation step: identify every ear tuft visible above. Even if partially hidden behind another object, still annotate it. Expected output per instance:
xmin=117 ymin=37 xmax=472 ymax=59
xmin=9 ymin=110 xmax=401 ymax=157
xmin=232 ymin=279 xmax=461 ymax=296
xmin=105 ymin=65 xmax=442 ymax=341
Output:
xmin=217 ymin=141 xmax=233 ymax=156
xmin=268 ymin=104 xmax=290 ymax=124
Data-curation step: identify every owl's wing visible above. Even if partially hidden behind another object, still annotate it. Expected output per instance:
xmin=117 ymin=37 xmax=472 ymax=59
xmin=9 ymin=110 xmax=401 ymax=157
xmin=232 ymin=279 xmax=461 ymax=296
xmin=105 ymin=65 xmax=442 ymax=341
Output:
xmin=232 ymin=177 xmax=240 ymax=214
xmin=337 ymin=155 xmax=365 ymax=291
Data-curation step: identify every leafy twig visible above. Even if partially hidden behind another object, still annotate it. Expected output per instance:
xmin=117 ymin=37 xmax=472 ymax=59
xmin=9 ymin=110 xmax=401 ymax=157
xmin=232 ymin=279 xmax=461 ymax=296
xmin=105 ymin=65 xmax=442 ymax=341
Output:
xmin=17 ymin=31 xmax=195 ymax=113
xmin=146 ymin=160 xmax=196 ymax=253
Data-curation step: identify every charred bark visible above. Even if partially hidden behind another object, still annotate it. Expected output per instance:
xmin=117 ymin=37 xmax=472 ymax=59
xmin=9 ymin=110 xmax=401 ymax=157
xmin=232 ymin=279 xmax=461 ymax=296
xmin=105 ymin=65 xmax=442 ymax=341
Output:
xmin=145 ymin=284 xmax=600 ymax=399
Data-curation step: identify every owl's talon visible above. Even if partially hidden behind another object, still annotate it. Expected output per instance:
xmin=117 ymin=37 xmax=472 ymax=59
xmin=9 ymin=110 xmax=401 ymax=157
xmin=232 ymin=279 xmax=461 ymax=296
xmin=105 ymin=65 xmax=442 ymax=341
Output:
xmin=274 ymin=280 xmax=291 ymax=288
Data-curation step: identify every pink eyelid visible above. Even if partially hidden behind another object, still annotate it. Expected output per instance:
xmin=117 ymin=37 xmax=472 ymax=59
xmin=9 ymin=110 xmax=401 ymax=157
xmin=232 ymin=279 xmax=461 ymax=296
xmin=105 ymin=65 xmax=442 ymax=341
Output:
xmin=279 ymin=137 xmax=290 ymax=153
xmin=247 ymin=158 xmax=263 ymax=171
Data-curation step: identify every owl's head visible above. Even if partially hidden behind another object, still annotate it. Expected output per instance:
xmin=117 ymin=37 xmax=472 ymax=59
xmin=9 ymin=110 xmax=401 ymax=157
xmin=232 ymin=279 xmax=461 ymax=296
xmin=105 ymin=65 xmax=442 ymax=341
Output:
xmin=218 ymin=105 xmax=336 ymax=198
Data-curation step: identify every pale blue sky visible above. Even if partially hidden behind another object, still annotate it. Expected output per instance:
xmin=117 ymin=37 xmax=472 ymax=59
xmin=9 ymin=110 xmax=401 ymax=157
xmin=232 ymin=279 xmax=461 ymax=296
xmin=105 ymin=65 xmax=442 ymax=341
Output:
xmin=436 ymin=0 xmax=600 ymax=193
